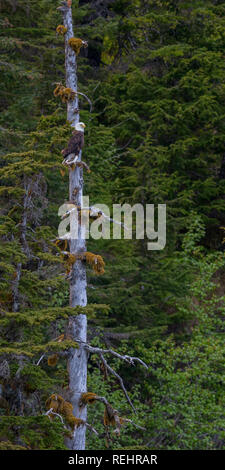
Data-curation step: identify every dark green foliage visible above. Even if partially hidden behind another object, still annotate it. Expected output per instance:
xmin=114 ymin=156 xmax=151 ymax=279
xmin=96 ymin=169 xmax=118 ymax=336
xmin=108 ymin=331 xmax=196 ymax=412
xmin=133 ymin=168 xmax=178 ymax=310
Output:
xmin=0 ymin=416 xmax=67 ymax=449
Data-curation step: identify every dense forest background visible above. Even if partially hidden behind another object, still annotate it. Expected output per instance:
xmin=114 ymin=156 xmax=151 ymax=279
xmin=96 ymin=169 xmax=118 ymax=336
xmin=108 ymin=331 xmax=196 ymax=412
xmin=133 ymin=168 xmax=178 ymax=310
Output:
xmin=0 ymin=0 xmax=225 ymax=450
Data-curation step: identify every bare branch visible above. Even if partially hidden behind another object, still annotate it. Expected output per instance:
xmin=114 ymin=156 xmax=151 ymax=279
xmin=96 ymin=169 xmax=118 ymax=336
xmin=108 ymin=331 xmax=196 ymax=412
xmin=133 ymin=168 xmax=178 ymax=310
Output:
xmin=99 ymin=352 xmax=136 ymax=413
xmin=62 ymin=155 xmax=91 ymax=173
xmin=53 ymin=82 xmax=92 ymax=113
xmin=83 ymin=343 xmax=149 ymax=369
xmin=75 ymin=341 xmax=148 ymax=412
xmin=59 ymin=204 xmax=129 ymax=230
xmin=37 ymin=339 xmax=148 ymax=414
xmin=84 ymin=422 xmax=99 ymax=436
xmin=80 ymin=394 xmax=146 ymax=434
xmin=45 ymin=408 xmax=65 ymax=425
xmin=121 ymin=418 xmax=146 ymax=431
xmin=76 ymin=91 xmax=93 ymax=113
xmin=45 ymin=407 xmax=98 ymax=435
xmin=36 ymin=354 xmax=45 ymax=366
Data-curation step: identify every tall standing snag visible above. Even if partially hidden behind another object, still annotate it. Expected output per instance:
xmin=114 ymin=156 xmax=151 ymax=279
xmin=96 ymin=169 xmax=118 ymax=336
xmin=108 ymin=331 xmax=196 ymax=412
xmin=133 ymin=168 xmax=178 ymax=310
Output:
xmin=56 ymin=0 xmax=148 ymax=450
xmin=57 ymin=0 xmax=87 ymax=450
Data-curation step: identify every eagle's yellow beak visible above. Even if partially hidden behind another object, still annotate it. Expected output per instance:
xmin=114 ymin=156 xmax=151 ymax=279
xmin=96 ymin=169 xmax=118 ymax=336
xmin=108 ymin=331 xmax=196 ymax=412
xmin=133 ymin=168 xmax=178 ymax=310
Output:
xmin=81 ymin=123 xmax=86 ymax=128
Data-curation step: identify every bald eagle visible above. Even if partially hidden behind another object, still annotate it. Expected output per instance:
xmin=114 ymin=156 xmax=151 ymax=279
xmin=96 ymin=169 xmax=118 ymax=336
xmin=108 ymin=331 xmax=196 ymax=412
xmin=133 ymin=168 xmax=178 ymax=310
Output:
xmin=62 ymin=122 xmax=86 ymax=165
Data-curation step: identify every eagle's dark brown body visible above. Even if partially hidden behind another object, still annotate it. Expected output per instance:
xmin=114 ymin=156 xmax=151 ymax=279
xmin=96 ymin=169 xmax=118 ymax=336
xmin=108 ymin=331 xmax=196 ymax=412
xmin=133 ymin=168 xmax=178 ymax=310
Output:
xmin=61 ymin=130 xmax=84 ymax=159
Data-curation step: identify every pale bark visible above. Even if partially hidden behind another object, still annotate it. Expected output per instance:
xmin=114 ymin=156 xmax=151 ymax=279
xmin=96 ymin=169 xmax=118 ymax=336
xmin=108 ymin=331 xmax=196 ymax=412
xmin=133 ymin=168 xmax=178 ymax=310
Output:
xmin=58 ymin=1 xmax=87 ymax=450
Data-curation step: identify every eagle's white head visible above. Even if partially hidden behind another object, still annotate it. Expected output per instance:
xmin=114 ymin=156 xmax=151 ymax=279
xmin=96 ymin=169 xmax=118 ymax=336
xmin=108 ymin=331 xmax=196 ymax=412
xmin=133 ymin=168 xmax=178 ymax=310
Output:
xmin=74 ymin=122 xmax=86 ymax=132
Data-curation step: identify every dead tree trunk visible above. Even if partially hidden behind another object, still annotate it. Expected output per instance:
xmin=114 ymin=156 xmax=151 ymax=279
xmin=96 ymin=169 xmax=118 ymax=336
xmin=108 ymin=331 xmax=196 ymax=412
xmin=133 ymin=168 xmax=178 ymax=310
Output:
xmin=58 ymin=1 xmax=87 ymax=450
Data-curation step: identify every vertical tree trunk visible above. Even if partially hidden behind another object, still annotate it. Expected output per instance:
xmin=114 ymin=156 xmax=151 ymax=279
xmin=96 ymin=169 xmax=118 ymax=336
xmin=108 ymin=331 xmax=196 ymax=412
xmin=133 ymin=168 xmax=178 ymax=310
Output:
xmin=58 ymin=1 xmax=87 ymax=450
xmin=12 ymin=176 xmax=31 ymax=313
xmin=12 ymin=176 xmax=34 ymax=415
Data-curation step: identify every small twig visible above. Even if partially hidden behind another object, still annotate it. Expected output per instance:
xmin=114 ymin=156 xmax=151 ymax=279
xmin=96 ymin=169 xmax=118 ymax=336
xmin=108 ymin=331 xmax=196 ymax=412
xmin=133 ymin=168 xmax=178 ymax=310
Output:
xmin=92 ymin=81 xmax=101 ymax=94
xmin=84 ymin=422 xmax=99 ymax=436
xmin=76 ymin=161 xmax=91 ymax=173
xmin=99 ymin=352 xmax=136 ymax=413
xmin=89 ymin=206 xmax=129 ymax=230
xmin=45 ymin=408 xmax=98 ymax=435
xmin=36 ymin=354 xmax=45 ymax=366
xmin=45 ymin=408 xmax=65 ymax=426
xmin=76 ymin=342 xmax=148 ymax=412
xmin=110 ymin=118 xmax=134 ymax=129
xmin=122 ymin=418 xmax=146 ymax=431
xmin=76 ymin=91 xmax=93 ymax=113
xmin=117 ymin=137 xmax=133 ymax=151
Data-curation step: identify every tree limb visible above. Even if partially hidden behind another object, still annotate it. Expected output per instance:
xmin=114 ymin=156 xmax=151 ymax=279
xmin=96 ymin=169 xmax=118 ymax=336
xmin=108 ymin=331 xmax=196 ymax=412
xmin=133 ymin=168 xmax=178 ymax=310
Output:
xmin=75 ymin=341 xmax=148 ymax=412
xmin=83 ymin=343 xmax=149 ymax=369
xmin=45 ymin=407 xmax=98 ymax=435
xmin=99 ymin=352 xmax=136 ymax=413
xmin=80 ymin=394 xmax=146 ymax=434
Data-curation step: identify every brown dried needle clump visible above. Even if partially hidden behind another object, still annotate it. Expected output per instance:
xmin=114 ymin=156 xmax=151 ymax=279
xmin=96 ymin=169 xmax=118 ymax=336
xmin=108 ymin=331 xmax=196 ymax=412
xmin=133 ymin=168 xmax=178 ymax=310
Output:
xmin=48 ymin=354 xmax=59 ymax=367
xmin=80 ymin=392 xmax=98 ymax=406
xmin=60 ymin=251 xmax=105 ymax=277
xmin=56 ymin=25 xmax=68 ymax=36
xmin=54 ymin=238 xmax=68 ymax=252
xmin=61 ymin=252 xmax=76 ymax=275
xmin=46 ymin=394 xmax=84 ymax=430
xmin=53 ymin=84 xmax=76 ymax=103
xmin=47 ymin=335 xmax=67 ymax=367
xmin=103 ymin=404 xmax=125 ymax=435
xmin=83 ymin=252 xmax=105 ymax=275
xmin=68 ymin=37 xmax=88 ymax=55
